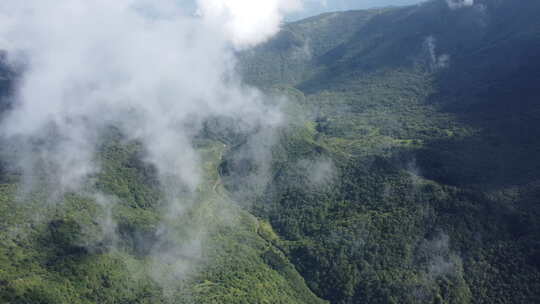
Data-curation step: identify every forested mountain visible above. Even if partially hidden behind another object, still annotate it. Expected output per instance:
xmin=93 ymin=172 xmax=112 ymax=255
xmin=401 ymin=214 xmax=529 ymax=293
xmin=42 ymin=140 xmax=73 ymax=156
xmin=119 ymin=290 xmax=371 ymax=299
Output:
xmin=238 ymin=0 xmax=540 ymax=302
xmin=1 ymin=0 xmax=540 ymax=303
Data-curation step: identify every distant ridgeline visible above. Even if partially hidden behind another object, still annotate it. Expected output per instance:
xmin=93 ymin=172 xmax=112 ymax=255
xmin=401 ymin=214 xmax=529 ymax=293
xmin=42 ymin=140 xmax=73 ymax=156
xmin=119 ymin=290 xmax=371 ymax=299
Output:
xmin=0 ymin=0 xmax=540 ymax=303
xmin=235 ymin=0 xmax=540 ymax=303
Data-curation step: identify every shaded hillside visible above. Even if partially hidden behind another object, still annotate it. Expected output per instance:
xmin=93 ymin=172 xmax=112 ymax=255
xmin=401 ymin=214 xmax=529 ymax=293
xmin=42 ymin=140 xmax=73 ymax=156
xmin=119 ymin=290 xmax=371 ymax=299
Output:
xmin=233 ymin=0 xmax=540 ymax=303
xmin=1 ymin=0 xmax=540 ymax=303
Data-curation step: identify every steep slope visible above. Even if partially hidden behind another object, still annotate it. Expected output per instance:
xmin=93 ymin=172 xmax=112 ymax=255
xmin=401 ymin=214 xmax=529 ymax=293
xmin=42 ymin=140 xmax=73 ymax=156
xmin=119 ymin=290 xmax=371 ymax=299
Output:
xmin=233 ymin=0 xmax=540 ymax=303
xmin=1 ymin=0 xmax=540 ymax=303
xmin=0 ymin=129 xmax=326 ymax=304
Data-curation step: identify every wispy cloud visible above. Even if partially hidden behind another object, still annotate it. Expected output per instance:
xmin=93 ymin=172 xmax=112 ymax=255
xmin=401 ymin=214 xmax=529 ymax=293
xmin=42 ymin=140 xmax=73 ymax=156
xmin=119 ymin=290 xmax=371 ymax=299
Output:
xmin=0 ymin=0 xmax=298 ymax=283
xmin=446 ymin=0 xmax=474 ymax=10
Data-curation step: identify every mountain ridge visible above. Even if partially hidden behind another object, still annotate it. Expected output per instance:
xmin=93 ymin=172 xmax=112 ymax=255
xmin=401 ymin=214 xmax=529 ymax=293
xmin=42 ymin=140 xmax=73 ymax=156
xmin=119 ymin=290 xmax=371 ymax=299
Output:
xmin=1 ymin=0 xmax=540 ymax=303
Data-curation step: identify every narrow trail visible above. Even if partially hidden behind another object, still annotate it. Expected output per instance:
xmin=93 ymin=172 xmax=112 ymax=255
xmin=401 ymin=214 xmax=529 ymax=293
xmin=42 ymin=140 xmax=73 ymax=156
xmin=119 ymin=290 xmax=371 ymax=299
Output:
xmin=212 ymin=172 xmax=222 ymax=193
xmin=212 ymin=144 xmax=227 ymax=196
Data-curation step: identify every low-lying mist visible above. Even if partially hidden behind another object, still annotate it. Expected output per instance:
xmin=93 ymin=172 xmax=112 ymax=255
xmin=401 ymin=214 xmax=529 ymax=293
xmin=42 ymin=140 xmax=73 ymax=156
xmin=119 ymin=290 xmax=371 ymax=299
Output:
xmin=0 ymin=0 xmax=301 ymax=286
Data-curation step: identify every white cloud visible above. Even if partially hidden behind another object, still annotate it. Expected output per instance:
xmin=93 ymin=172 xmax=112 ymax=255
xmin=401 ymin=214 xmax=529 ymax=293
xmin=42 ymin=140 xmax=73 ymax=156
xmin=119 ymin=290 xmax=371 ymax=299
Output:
xmin=446 ymin=0 xmax=474 ymax=10
xmin=0 ymin=0 xmax=289 ymax=280
xmin=0 ymin=0 xmax=286 ymax=193
xmin=196 ymin=0 xmax=302 ymax=49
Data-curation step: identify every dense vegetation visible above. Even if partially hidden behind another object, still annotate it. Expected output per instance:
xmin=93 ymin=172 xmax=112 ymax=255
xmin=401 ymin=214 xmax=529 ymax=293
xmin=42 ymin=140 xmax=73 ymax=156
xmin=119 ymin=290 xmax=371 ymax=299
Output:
xmin=1 ymin=0 xmax=540 ymax=303
xmin=0 ymin=129 xmax=326 ymax=304
xmin=235 ymin=0 xmax=540 ymax=303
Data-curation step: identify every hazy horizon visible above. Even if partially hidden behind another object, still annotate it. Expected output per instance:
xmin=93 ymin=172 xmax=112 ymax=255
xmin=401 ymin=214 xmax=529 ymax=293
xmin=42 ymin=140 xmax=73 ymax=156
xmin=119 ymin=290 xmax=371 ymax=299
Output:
xmin=288 ymin=0 xmax=424 ymax=20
